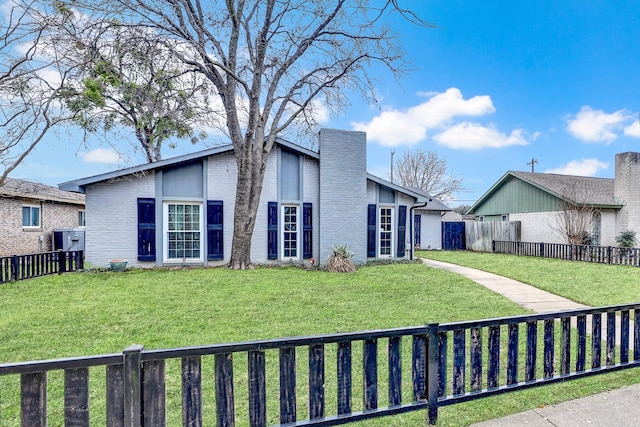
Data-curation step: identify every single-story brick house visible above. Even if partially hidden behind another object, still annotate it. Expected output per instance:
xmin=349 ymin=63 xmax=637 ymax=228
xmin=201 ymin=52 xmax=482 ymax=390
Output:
xmin=467 ymin=152 xmax=640 ymax=246
xmin=0 ymin=178 xmax=86 ymax=256
xmin=59 ymin=129 xmax=451 ymax=268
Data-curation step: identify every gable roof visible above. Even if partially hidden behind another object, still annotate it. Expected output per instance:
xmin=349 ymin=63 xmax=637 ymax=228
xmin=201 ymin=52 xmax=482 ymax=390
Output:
xmin=405 ymin=186 xmax=452 ymax=211
xmin=59 ymin=138 xmax=318 ymax=193
xmin=1 ymin=178 xmax=85 ymax=205
xmin=469 ymin=170 xmax=621 ymax=213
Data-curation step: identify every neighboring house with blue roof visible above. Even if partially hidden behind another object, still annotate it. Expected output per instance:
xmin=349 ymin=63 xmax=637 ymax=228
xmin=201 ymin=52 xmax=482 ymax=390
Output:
xmin=59 ymin=128 xmax=451 ymax=268
xmin=467 ymin=152 xmax=640 ymax=246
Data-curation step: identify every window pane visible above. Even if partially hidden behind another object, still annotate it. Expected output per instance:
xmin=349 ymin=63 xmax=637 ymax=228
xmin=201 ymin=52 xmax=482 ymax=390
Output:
xmin=166 ymin=204 xmax=201 ymax=259
xmin=22 ymin=207 xmax=30 ymax=226
xmin=32 ymin=207 xmax=40 ymax=226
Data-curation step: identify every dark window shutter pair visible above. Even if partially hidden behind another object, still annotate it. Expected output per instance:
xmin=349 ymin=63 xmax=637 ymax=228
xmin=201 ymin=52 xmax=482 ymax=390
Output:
xmin=138 ymin=198 xmax=156 ymax=261
xmin=207 ymin=201 xmax=224 ymax=260
xmin=397 ymin=205 xmax=407 ymax=257
xmin=137 ymin=199 xmax=224 ymax=262
xmin=367 ymin=204 xmax=376 ymax=257
xmin=267 ymin=202 xmax=312 ymax=260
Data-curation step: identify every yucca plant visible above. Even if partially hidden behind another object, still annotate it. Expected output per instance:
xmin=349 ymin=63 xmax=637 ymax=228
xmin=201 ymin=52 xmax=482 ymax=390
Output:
xmin=326 ymin=243 xmax=356 ymax=273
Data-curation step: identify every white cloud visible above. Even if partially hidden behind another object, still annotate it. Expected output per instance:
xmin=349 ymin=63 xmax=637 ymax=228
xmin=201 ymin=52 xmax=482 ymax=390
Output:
xmin=544 ymin=158 xmax=609 ymax=176
xmin=351 ymin=87 xmax=496 ymax=147
xmin=79 ymin=148 xmax=123 ymax=165
xmin=433 ymin=122 xmax=530 ymax=150
xmin=566 ymin=106 xmax=629 ymax=143
xmin=624 ymin=119 xmax=640 ymax=138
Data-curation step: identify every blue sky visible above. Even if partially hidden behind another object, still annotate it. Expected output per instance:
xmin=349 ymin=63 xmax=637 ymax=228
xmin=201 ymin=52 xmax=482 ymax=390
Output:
xmin=12 ymin=1 xmax=640 ymax=206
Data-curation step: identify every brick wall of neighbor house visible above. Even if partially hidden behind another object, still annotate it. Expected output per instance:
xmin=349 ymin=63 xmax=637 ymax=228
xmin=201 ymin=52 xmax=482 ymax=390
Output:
xmin=0 ymin=197 xmax=82 ymax=256
xmin=510 ymin=210 xmax=617 ymax=246
xmin=615 ymin=152 xmax=640 ymax=237
xmin=319 ymin=129 xmax=367 ymax=264
xmin=85 ymin=174 xmax=155 ymax=267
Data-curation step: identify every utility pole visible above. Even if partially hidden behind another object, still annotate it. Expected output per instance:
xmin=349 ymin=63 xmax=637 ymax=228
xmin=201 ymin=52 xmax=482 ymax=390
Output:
xmin=527 ymin=157 xmax=538 ymax=172
xmin=390 ymin=149 xmax=395 ymax=183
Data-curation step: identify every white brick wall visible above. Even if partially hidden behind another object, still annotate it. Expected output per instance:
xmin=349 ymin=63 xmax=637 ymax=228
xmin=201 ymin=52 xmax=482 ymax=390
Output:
xmin=615 ymin=152 xmax=640 ymax=237
xmin=319 ymin=129 xmax=367 ymax=264
xmin=303 ymin=156 xmax=320 ymax=260
xmin=510 ymin=210 xmax=617 ymax=246
xmin=85 ymin=174 xmax=155 ymax=267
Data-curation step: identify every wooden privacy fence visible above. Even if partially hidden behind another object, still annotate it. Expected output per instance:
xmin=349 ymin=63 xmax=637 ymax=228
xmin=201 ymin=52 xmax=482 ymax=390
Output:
xmin=494 ymin=240 xmax=640 ymax=267
xmin=2 ymin=303 xmax=640 ymax=426
xmin=0 ymin=250 xmax=84 ymax=283
xmin=466 ymin=221 xmax=521 ymax=252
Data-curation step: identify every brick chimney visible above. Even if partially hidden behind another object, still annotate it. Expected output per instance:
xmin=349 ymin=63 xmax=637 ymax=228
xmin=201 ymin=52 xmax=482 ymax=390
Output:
xmin=614 ymin=152 xmax=640 ymax=235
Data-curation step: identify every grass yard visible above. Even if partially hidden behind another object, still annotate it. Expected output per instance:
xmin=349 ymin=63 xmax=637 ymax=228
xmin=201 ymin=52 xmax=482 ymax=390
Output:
xmin=418 ymin=250 xmax=640 ymax=306
xmin=1 ymin=259 xmax=639 ymax=426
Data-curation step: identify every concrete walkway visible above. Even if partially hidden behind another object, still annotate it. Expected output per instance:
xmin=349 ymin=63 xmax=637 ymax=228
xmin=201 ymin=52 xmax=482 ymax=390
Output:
xmin=420 ymin=258 xmax=640 ymax=427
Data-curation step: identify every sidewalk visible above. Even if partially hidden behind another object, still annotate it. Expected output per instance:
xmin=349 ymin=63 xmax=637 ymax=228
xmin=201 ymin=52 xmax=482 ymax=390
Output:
xmin=420 ymin=258 xmax=640 ymax=427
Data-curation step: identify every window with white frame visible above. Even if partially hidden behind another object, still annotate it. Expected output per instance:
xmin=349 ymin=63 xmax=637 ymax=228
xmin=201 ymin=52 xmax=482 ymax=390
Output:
xmin=379 ymin=207 xmax=394 ymax=257
xmin=281 ymin=204 xmax=298 ymax=259
xmin=501 ymin=214 xmax=508 ymax=221
xmin=22 ymin=205 xmax=41 ymax=228
xmin=78 ymin=210 xmax=86 ymax=227
xmin=164 ymin=202 xmax=203 ymax=262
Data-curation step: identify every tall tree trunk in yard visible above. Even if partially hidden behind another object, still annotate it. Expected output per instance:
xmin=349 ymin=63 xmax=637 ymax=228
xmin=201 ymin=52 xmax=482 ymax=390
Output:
xmin=229 ymin=143 xmax=268 ymax=269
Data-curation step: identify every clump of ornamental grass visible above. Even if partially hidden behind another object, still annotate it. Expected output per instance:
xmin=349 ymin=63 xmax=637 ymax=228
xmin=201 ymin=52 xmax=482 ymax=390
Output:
xmin=326 ymin=243 xmax=356 ymax=273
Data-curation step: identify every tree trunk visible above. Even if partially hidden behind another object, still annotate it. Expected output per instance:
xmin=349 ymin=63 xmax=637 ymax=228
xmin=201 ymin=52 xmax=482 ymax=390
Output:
xmin=229 ymin=145 xmax=268 ymax=269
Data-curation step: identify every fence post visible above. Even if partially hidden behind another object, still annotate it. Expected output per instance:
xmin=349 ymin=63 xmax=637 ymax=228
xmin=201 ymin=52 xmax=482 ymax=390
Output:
xmin=58 ymin=251 xmax=67 ymax=274
xmin=78 ymin=250 xmax=84 ymax=270
xmin=123 ymin=344 xmax=143 ymax=427
xmin=11 ymin=255 xmax=18 ymax=281
xmin=426 ymin=324 xmax=439 ymax=425
xmin=540 ymin=242 xmax=544 ymax=257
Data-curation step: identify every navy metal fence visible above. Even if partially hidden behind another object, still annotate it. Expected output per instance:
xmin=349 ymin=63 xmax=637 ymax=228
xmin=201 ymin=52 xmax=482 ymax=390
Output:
xmin=493 ymin=241 xmax=640 ymax=267
xmin=0 ymin=250 xmax=84 ymax=283
xmin=1 ymin=303 xmax=639 ymax=426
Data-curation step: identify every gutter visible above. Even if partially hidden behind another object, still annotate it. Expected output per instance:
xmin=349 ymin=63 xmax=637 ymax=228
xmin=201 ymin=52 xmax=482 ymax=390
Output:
xmin=409 ymin=199 xmax=431 ymax=260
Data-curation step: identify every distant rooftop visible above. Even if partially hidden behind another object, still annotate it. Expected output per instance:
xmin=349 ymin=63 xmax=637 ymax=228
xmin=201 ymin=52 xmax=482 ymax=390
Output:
xmin=1 ymin=178 xmax=85 ymax=205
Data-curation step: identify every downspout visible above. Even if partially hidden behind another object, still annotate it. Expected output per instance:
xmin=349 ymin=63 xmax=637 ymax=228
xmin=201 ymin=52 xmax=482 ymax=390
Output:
xmin=409 ymin=199 xmax=431 ymax=260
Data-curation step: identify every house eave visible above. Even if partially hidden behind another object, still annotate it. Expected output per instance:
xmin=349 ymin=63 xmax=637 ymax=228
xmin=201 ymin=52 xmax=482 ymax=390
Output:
xmin=59 ymin=139 xmax=320 ymax=194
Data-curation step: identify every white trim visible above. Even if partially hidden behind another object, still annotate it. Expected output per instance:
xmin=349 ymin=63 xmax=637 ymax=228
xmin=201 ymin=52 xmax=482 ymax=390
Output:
xmin=22 ymin=204 xmax=41 ymax=228
xmin=162 ymin=201 xmax=204 ymax=264
xmin=378 ymin=206 xmax=394 ymax=258
xmin=280 ymin=204 xmax=300 ymax=261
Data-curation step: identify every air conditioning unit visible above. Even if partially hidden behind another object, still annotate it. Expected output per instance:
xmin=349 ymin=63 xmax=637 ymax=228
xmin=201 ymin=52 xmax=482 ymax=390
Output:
xmin=52 ymin=228 xmax=85 ymax=252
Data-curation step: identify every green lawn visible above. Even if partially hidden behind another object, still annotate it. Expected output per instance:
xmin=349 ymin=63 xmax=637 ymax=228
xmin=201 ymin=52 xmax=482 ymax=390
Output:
xmin=418 ymin=250 xmax=640 ymax=306
xmin=1 ymin=259 xmax=639 ymax=426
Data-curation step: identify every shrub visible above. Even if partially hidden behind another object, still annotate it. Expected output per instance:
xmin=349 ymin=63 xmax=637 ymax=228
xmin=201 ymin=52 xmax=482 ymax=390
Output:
xmin=326 ymin=243 xmax=356 ymax=273
xmin=616 ymin=230 xmax=637 ymax=248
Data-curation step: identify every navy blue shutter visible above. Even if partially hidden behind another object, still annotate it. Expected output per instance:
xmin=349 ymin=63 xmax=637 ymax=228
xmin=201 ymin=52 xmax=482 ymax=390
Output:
xmin=397 ymin=205 xmax=407 ymax=258
xmin=268 ymin=202 xmax=278 ymax=260
xmin=414 ymin=214 xmax=421 ymax=247
xmin=137 ymin=198 xmax=156 ymax=261
xmin=303 ymin=203 xmax=312 ymax=259
xmin=367 ymin=204 xmax=376 ymax=257
xmin=207 ymin=200 xmax=224 ymax=260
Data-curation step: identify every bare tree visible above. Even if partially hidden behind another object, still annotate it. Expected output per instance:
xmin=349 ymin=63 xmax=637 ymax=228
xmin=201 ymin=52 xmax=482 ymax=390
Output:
xmin=59 ymin=22 xmax=217 ymax=162
xmin=0 ymin=1 xmax=76 ymax=185
xmin=393 ymin=148 xmax=463 ymax=201
xmin=550 ymin=189 xmax=599 ymax=245
xmin=72 ymin=0 xmax=431 ymax=268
